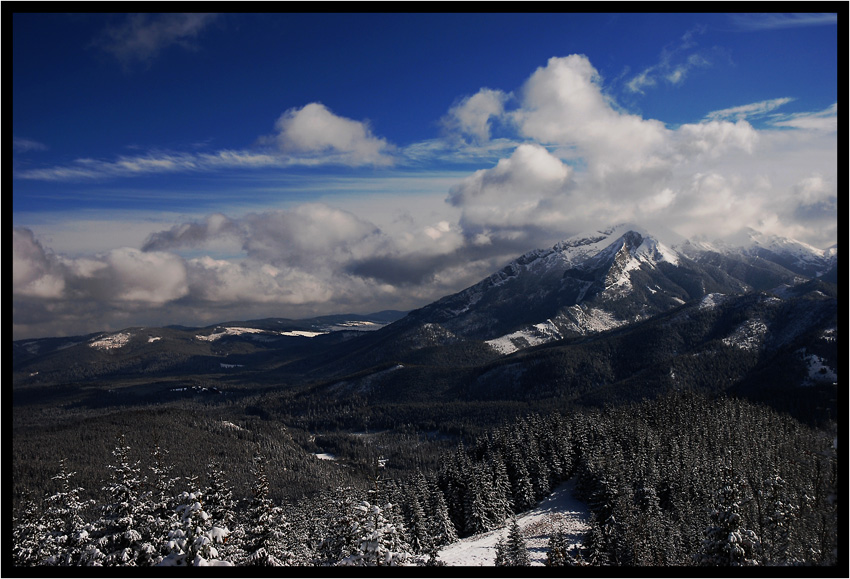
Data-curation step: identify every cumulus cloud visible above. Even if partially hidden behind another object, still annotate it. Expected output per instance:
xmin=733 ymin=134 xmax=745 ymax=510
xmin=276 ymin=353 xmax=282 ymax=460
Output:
xmin=142 ymin=213 xmax=241 ymax=252
xmin=96 ymin=13 xmax=217 ymax=65
xmin=13 ymin=228 xmax=66 ymax=299
xmin=272 ymin=103 xmax=395 ymax=166
xmin=442 ymin=88 xmax=510 ymax=143
xmin=513 ymin=55 xmax=671 ymax=175
xmin=447 ymin=144 xmax=574 ymax=238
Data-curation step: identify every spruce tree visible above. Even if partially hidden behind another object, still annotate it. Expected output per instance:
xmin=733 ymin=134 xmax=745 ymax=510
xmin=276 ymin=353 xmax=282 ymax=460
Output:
xmin=697 ymin=457 xmax=761 ymax=566
xmin=494 ymin=518 xmax=530 ymax=566
xmin=341 ymin=500 xmax=410 ymax=566
xmin=96 ymin=435 xmax=155 ymax=566
xmin=427 ymin=478 xmax=458 ymax=548
xmin=41 ymin=460 xmax=100 ymax=565
xmin=238 ymin=453 xmax=292 ymax=566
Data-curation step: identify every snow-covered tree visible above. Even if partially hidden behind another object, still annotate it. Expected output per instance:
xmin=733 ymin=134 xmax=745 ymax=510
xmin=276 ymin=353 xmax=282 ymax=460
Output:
xmin=427 ymin=478 xmax=458 ymax=548
xmin=340 ymin=500 xmax=410 ymax=566
xmin=203 ymin=461 xmax=240 ymax=560
xmin=12 ymin=492 xmax=49 ymax=566
xmin=41 ymin=459 xmax=101 ymax=566
xmin=545 ymin=523 xmax=581 ymax=566
xmin=494 ymin=518 xmax=530 ymax=566
xmin=757 ymin=473 xmax=796 ymax=565
xmin=96 ymin=435 xmax=157 ymax=566
xmin=237 ymin=453 xmax=292 ymax=566
xmin=697 ymin=458 xmax=761 ymax=566
xmin=159 ymin=489 xmax=232 ymax=566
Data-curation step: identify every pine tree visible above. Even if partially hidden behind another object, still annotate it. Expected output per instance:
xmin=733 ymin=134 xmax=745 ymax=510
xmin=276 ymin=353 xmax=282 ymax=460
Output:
xmin=427 ymin=478 xmax=458 ymax=548
xmin=96 ymin=435 xmax=156 ymax=566
xmin=12 ymin=491 xmax=50 ymax=566
xmin=341 ymin=500 xmax=410 ymax=566
xmin=462 ymin=463 xmax=491 ymax=536
xmin=238 ymin=453 xmax=292 ymax=566
xmin=159 ymin=489 xmax=232 ymax=566
xmin=546 ymin=523 xmax=579 ymax=566
xmin=203 ymin=461 xmax=239 ymax=560
xmin=494 ymin=518 xmax=530 ymax=566
xmin=697 ymin=457 xmax=761 ymax=566
xmin=44 ymin=458 xmax=103 ymax=565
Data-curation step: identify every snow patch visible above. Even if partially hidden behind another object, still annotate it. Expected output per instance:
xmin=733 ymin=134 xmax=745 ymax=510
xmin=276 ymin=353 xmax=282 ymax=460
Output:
xmin=89 ymin=332 xmax=132 ymax=350
xmin=800 ymin=351 xmax=837 ymax=385
xmin=699 ymin=293 xmax=728 ymax=310
xmin=313 ymin=452 xmax=337 ymax=461
xmin=196 ymin=326 xmax=290 ymax=341
xmin=437 ymin=479 xmax=590 ymax=566
xmin=279 ymin=330 xmax=326 ymax=338
xmin=722 ymin=319 xmax=768 ymax=351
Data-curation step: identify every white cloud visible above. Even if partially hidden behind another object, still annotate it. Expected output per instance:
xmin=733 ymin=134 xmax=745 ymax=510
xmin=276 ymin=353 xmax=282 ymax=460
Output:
xmin=97 ymin=13 xmax=218 ymax=65
xmin=769 ymin=103 xmax=838 ymax=132
xmin=705 ymin=98 xmax=795 ymax=122
xmin=729 ymin=13 xmax=838 ymax=30
xmin=13 ymin=228 xmax=66 ymax=299
xmin=102 ymin=248 xmax=189 ymax=303
xmin=625 ymin=30 xmax=711 ymax=94
xmin=13 ymin=137 xmax=48 ymax=153
xmin=675 ymin=119 xmax=759 ymax=159
xmin=273 ymin=103 xmax=395 ymax=166
xmin=513 ymin=55 xmax=671 ymax=176
xmin=442 ymin=88 xmax=510 ymax=142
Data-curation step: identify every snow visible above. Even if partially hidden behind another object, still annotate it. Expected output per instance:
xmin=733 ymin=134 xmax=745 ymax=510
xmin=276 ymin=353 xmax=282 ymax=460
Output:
xmin=148 ymin=336 xmax=161 ymax=343
xmin=219 ymin=363 xmax=244 ymax=368
xmin=437 ymin=479 xmax=590 ymax=566
xmin=279 ymin=330 xmax=326 ymax=338
xmin=89 ymin=332 xmax=132 ymax=350
xmin=313 ymin=452 xmax=337 ymax=461
xmin=801 ymin=351 xmax=837 ymax=385
xmin=219 ymin=421 xmax=246 ymax=432
xmin=722 ymin=319 xmax=768 ymax=351
xmin=699 ymin=293 xmax=728 ymax=310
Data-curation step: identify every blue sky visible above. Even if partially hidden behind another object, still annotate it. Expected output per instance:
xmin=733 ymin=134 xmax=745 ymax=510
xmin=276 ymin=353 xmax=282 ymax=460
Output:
xmin=12 ymin=12 xmax=839 ymax=339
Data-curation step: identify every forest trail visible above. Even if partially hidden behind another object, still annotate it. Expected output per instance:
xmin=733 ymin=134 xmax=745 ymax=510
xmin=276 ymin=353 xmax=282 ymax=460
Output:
xmin=437 ymin=478 xmax=590 ymax=566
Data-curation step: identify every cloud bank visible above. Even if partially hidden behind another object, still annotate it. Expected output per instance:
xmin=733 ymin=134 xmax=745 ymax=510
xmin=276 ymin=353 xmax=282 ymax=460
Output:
xmin=13 ymin=53 xmax=836 ymax=339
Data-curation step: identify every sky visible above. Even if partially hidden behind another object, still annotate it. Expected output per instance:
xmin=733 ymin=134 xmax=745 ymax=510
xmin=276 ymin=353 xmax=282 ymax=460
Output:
xmin=12 ymin=12 xmax=839 ymax=340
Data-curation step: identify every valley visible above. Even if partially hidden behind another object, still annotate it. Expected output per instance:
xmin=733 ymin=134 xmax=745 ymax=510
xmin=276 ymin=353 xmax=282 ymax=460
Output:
xmin=11 ymin=225 xmax=839 ymax=567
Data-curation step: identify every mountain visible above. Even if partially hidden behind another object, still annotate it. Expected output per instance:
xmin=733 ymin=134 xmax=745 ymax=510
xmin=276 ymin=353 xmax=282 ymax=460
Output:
xmin=391 ymin=223 xmax=831 ymax=355
xmin=12 ymin=225 xmax=836 ymax=423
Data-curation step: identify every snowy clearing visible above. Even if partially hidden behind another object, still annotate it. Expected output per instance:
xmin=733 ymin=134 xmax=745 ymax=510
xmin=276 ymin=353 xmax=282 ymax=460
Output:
xmin=89 ymin=332 xmax=132 ymax=350
xmin=437 ymin=478 xmax=589 ymax=566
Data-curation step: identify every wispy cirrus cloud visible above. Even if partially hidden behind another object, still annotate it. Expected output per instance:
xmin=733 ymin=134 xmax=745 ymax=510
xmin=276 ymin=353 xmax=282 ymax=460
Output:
xmin=13 ymin=137 xmax=48 ymax=153
xmin=729 ymin=13 xmax=838 ymax=31
xmin=705 ymin=98 xmax=796 ymax=122
xmin=95 ymin=13 xmax=218 ymax=66
xmin=625 ymin=28 xmax=712 ymax=94
xmin=768 ymin=103 xmax=838 ymax=132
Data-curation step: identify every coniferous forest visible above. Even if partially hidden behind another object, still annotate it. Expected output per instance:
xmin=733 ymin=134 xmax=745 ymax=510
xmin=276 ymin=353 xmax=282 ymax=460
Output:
xmin=11 ymin=390 xmax=837 ymax=568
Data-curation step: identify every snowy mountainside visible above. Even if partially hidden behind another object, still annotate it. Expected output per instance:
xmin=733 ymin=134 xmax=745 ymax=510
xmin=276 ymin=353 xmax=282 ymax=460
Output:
xmin=399 ymin=223 xmax=820 ymax=355
xmin=437 ymin=479 xmax=589 ymax=566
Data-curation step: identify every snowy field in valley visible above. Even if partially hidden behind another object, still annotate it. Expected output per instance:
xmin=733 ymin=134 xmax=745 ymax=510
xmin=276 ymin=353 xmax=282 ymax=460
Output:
xmin=436 ymin=478 xmax=590 ymax=566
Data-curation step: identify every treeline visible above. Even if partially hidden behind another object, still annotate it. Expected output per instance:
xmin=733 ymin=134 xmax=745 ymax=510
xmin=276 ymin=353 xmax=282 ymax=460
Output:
xmin=11 ymin=391 xmax=838 ymax=567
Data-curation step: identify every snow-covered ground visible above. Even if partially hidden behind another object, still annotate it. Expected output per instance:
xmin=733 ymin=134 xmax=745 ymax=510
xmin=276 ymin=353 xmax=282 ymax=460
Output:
xmin=437 ymin=478 xmax=590 ymax=566
xmin=89 ymin=332 xmax=132 ymax=350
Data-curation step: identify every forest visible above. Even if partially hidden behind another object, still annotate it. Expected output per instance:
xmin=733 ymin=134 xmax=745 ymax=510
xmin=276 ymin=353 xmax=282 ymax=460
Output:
xmin=11 ymin=390 xmax=838 ymax=568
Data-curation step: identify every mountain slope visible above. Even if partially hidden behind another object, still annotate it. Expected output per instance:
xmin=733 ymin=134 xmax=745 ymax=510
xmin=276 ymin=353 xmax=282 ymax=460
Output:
xmin=394 ymin=224 xmax=824 ymax=355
